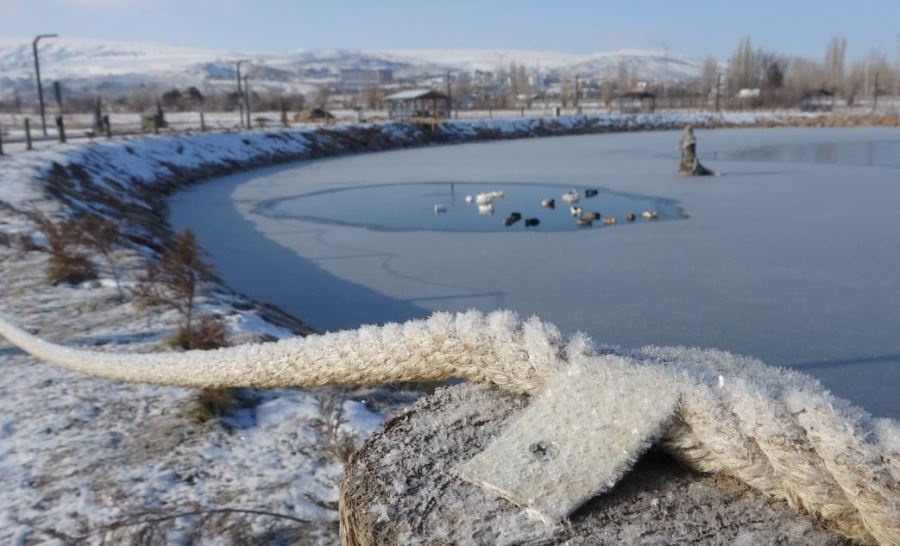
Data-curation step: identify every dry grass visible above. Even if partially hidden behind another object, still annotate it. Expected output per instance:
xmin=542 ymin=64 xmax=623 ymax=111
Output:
xmin=310 ymin=389 xmax=358 ymax=465
xmin=185 ymin=387 xmax=239 ymax=424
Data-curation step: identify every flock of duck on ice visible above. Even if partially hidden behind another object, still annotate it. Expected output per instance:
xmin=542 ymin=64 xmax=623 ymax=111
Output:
xmin=432 ymin=189 xmax=658 ymax=228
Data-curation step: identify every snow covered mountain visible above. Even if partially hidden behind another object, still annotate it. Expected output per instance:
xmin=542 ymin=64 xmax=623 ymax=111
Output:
xmin=0 ymin=37 xmax=701 ymax=97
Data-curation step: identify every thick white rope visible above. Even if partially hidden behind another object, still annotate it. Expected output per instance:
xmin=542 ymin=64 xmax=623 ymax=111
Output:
xmin=0 ymin=311 xmax=897 ymax=545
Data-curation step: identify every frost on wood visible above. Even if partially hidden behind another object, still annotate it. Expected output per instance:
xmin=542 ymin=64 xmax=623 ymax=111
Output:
xmin=340 ymin=383 xmax=850 ymax=546
xmin=1 ymin=310 xmax=897 ymax=545
xmin=458 ymin=360 xmax=680 ymax=524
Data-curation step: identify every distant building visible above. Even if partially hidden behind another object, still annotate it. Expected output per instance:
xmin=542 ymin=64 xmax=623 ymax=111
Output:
xmin=800 ymin=89 xmax=834 ymax=112
xmin=340 ymin=69 xmax=394 ymax=91
xmin=385 ymin=89 xmax=450 ymax=120
xmin=736 ymin=88 xmax=761 ymax=99
xmin=615 ymin=91 xmax=656 ymax=113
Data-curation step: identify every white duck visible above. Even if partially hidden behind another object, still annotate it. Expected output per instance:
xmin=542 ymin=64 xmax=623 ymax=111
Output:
xmin=562 ymin=190 xmax=580 ymax=204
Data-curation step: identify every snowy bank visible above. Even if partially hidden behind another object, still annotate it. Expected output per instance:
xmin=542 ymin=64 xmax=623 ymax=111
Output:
xmin=1 ymin=113 xmax=898 ymax=545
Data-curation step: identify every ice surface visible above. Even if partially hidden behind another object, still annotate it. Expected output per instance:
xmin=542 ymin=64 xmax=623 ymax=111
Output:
xmin=171 ymin=127 xmax=900 ymax=418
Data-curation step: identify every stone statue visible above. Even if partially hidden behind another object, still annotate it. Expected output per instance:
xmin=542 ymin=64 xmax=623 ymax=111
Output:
xmin=678 ymin=125 xmax=716 ymax=176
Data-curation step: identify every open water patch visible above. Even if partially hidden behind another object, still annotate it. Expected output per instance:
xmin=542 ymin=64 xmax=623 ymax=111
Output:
xmin=256 ymin=182 xmax=685 ymax=233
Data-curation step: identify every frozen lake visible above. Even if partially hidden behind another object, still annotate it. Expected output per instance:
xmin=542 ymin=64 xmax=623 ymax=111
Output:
xmin=171 ymin=127 xmax=900 ymax=418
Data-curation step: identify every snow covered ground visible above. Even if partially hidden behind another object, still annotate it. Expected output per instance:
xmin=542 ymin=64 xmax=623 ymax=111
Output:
xmin=0 ymin=112 xmax=894 ymax=544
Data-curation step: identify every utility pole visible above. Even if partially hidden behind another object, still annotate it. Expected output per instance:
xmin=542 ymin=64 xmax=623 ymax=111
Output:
xmin=445 ymin=71 xmax=452 ymax=118
xmin=235 ymin=60 xmax=249 ymax=129
xmin=873 ymin=72 xmax=879 ymax=112
xmin=244 ymin=75 xmax=252 ymax=128
xmin=33 ymin=33 xmax=59 ymax=137
xmin=715 ymin=72 xmax=723 ymax=112
xmin=896 ymin=34 xmax=900 ymax=98
xmin=574 ymin=75 xmax=580 ymax=108
xmin=662 ymin=42 xmax=670 ymax=102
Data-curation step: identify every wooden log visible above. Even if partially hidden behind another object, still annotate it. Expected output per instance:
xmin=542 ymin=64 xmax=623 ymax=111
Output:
xmin=340 ymin=383 xmax=849 ymax=546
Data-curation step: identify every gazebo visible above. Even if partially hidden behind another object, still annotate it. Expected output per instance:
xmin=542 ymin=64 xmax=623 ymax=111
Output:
xmin=800 ymin=89 xmax=835 ymax=112
xmin=615 ymin=91 xmax=657 ymax=114
xmin=385 ymin=89 xmax=450 ymax=120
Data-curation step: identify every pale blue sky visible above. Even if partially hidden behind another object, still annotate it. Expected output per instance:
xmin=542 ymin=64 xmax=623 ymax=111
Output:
xmin=1 ymin=0 xmax=899 ymax=61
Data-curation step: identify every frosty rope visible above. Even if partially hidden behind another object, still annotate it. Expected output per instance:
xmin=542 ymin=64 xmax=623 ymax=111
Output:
xmin=0 ymin=310 xmax=897 ymax=545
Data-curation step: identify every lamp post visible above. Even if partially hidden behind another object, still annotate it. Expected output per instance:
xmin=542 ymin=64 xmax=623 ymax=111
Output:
xmin=236 ymin=60 xmax=250 ymax=129
xmin=33 ymin=33 xmax=59 ymax=137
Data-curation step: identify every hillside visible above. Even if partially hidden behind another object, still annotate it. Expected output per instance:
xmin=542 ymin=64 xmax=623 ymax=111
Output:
xmin=0 ymin=37 xmax=701 ymax=97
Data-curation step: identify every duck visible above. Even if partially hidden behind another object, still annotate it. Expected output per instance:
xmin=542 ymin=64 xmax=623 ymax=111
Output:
xmin=464 ymin=195 xmax=474 ymax=204
xmin=434 ymin=204 xmax=447 ymax=214
xmin=478 ymin=203 xmax=495 ymax=215
xmin=475 ymin=193 xmax=493 ymax=205
xmin=562 ymin=189 xmax=580 ymax=203
xmin=602 ymin=216 xmax=617 ymax=225
xmin=524 ymin=218 xmax=540 ymax=228
xmin=641 ymin=210 xmax=658 ymax=220
xmin=570 ymin=205 xmax=583 ymax=217
xmin=626 ymin=212 xmax=636 ymax=222
xmin=504 ymin=212 xmax=522 ymax=226
xmin=541 ymin=198 xmax=556 ymax=209
xmin=577 ymin=217 xmax=593 ymax=227
xmin=584 ymin=189 xmax=599 ymax=198
xmin=586 ymin=211 xmax=601 ymax=221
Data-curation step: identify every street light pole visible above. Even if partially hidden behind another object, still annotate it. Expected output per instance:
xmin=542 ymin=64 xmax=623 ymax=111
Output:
xmin=33 ymin=33 xmax=59 ymax=137
xmin=236 ymin=60 xmax=250 ymax=129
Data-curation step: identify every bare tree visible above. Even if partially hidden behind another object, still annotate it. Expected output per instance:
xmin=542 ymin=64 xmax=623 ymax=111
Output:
xmin=825 ymin=36 xmax=848 ymax=93
xmin=727 ymin=37 xmax=755 ymax=93
xmin=700 ymin=57 xmax=719 ymax=97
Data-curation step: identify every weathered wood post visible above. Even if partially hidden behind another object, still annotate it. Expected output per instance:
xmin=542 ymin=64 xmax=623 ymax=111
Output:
xmin=53 ymin=81 xmax=66 ymax=143
xmin=55 ymin=116 xmax=66 ymax=143
xmin=25 ymin=118 xmax=33 ymax=151
xmin=339 ymin=383 xmax=849 ymax=546
xmin=281 ymin=98 xmax=289 ymax=127
xmin=104 ymin=115 xmax=112 ymax=139
xmin=200 ymin=112 xmax=206 ymax=132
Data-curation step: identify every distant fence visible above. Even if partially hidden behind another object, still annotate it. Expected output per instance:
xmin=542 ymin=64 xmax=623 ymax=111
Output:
xmin=2 ymin=98 xmax=899 ymax=154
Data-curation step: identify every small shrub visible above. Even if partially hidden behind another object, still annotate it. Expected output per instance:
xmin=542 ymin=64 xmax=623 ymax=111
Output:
xmin=134 ymin=229 xmax=212 ymax=338
xmin=74 ymin=214 xmax=125 ymax=299
xmin=37 ymin=218 xmax=98 ymax=285
xmin=167 ymin=314 xmax=229 ymax=351
xmin=186 ymin=387 xmax=238 ymax=424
